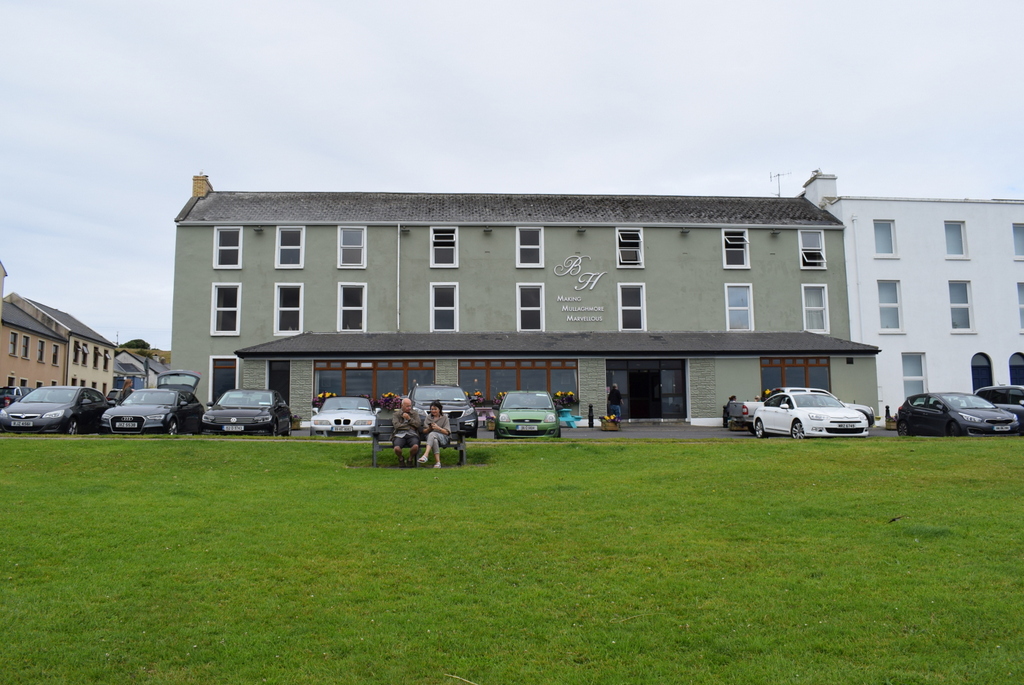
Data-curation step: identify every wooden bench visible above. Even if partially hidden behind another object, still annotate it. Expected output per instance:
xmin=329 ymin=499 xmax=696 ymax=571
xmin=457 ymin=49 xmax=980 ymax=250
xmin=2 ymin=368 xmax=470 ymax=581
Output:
xmin=371 ymin=414 xmax=467 ymax=467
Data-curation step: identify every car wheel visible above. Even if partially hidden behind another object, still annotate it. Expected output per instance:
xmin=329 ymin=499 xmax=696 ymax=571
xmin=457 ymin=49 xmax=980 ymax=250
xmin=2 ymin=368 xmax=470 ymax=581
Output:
xmin=282 ymin=424 xmax=291 ymax=436
xmin=493 ymin=426 xmax=503 ymax=439
xmin=790 ymin=420 xmax=805 ymax=439
xmin=754 ymin=419 xmax=768 ymax=439
xmin=65 ymin=418 xmax=78 ymax=435
xmin=859 ymin=410 xmax=875 ymax=427
xmin=167 ymin=419 xmax=178 ymax=435
xmin=897 ymin=420 xmax=910 ymax=437
xmin=946 ymin=421 xmax=963 ymax=437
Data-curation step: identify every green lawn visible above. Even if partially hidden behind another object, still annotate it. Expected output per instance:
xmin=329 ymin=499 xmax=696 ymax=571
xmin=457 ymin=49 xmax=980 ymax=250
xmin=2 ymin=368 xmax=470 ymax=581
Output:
xmin=1 ymin=436 xmax=1022 ymax=684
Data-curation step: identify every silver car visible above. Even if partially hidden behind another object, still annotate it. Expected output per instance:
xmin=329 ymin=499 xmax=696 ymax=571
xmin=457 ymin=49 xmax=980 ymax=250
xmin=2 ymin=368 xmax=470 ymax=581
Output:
xmin=310 ymin=396 xmax=377 ymax=438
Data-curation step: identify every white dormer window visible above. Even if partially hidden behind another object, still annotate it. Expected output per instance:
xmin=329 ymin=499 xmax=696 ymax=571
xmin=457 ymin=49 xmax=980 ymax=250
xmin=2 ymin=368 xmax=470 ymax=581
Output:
xmin=723 ymin=229 xmax=749 ymax=268
xmin=799 ymin=230 xmax=826 ymax=269
xmin=431 ymin=227 xmax=458 ymax=268
xmin=276 ymin=227 xmax=304 ymax=268
xmin=616 ymin=228 xmax=644 ymax=268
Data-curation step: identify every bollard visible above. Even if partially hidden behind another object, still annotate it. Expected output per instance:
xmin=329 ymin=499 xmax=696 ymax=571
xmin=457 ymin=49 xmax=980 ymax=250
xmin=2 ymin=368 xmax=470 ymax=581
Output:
xmin=588 ymin=403 xmax=594 ymax=428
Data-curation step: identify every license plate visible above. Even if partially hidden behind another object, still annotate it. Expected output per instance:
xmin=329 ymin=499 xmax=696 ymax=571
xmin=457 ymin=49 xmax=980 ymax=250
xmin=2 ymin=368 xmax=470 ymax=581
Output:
xmin=222 ymin=425 xmax=245 ymax=432
xmin=516 ymin=425 xmax=538 ymax=431
xmin=331 ymin=425 xmax=353 ymax=432
xmin=994 ymin=425 xmax=1011 ymax=431
xmin=115 ymin=422 xmax=138 ymax=429
xmin=837 ymin=423 xmax=856 ymax=429
xmin=11 ymin=420 xmax=33 ymax=427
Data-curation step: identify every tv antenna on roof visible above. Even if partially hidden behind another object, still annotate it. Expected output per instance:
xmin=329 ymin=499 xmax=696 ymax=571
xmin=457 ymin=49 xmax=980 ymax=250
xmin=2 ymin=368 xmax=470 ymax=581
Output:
xmin=770 ymin=172 xmax=791 ymax=197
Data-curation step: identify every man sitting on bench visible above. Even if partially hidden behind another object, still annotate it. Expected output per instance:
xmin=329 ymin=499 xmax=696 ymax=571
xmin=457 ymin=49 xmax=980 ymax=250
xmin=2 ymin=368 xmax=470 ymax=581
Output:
xmin=392 ymin=397 xmax=422 ymax=468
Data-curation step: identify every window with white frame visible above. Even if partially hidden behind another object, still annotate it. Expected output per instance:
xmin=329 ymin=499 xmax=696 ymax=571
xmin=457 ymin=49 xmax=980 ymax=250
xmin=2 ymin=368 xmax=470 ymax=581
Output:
xmin=338 ymin=227 xmax=366 ymax=268
xmin=1018 ymin=283 xmax=1024 ymax=330
xmin=616 ymin=228 xmax=644 ymax=268
xmin=338 ymin=283 xmax=367 ymax=331
xmin=276 ymin=226 xmax=304 ymax=268
xmin=21 ymin=335 xmax=29 ymax=358
xmin=214 ymin=227 xmax=242 ymax=268
xmin=51 ymin=344 xmax=59 ymax=366
xmin=37 ymin=340 xmax=45 ymax=362
xmin=275 ymin=284 xmax=303 ymax=335
xmin=944 ymin=221 xmax=967 ymax=258
xmin=8 ymin=332 xmax=16 ymax=355
xmin=949 ymin=281 xmax=972 ymax=330
xmin=618 ymin=284 xmax=645 ymax=330
xmin=903 ymin=353 xmax=926 ymax=397
xmin=799 ymin=230 xmax=826 ymax=269
xmin=1014 ymin=225 xmax=1024 ymax=259
xmin=874 ymin=220 xmax=896 ymax=256
xmin=431 ymin=227 xmax=458 ymax=267
xmin=878 ymin=280 xmax=902 ymax=331
xmin=431 ymin=283 xmax=458 ymax=331
xmin=723 ymin=229 xmax=749 ymax=268
xmin=725 ymin=284 xmax=753 ymax=330
xmin=517 ymin=284 xmax=544 ymax=331
xmin=516 ymin=227 xmax=544 ymax=267
xmin=802 ymin=285 xmax=829 ymax=333
xmin=211 ymin=284 xmax=241 ymax=335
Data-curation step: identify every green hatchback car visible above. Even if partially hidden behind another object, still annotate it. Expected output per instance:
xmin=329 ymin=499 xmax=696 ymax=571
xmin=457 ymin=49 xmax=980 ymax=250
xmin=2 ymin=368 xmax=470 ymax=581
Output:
xmin=493 ymin=391 xmax=561 ymax=438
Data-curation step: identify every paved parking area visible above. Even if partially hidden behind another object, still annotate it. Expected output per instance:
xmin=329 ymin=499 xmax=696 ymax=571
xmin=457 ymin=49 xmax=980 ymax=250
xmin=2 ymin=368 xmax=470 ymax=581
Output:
xmin=296 ymin=423 xmax=895 ymax=440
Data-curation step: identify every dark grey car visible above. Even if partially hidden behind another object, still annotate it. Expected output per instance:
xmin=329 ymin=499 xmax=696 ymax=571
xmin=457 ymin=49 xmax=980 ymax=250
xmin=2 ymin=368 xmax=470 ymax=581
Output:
xmin=975 ymin=385 xmax=1024 ymax=434
xmin=0 ymin=386 xmax=110 ymax=434
xmin=897 ymin=392 xmax=1019 ymax=437
xmin=408 ymin=384 xmax=478 ymax=438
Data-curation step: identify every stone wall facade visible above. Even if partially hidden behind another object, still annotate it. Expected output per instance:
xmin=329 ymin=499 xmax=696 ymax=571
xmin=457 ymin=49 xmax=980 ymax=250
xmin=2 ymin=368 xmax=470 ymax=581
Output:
xmin=435 ymin=358 xmax=458 ymax=385
xmin=290 ymin=360 xmax=314 ymax=419
xmin=241 ymin=359 xmax=265 ymax=392
xmin=688 ymin=358 xmax=717 ymax=420
xmin=578 ymin=356 xmax=606 ymax=421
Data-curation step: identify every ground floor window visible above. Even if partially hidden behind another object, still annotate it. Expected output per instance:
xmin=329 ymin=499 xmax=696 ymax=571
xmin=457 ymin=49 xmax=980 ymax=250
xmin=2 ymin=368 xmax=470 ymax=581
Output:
xmin=210 ymin=357 xmax=238 ymax=402
xmin=760 ymin=357 xmax=830 ymax=392
xmin=458 ymin=359 xmax=577 ymax=401
xmin=315 ymin=359 xmax=434 ymax=398
xmin=1010 ymin=353 xmax=1024 ymax=385
xmin=606 ymin=359 xmax=686 ymax=420
xmin=971 ymin=353 xmax=993 ymax=391
xmin=902 ymin=353 xmax=925 ymax=397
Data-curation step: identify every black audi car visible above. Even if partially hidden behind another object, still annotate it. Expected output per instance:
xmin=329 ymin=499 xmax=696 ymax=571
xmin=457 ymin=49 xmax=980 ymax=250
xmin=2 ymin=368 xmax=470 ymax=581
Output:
xmin=202 ymin=389 xmax=292 ymax=436
xmin=0 ymin=386 xmax=110 ymax=434
xmin=100 ymin=389 xmax=204 ymax=434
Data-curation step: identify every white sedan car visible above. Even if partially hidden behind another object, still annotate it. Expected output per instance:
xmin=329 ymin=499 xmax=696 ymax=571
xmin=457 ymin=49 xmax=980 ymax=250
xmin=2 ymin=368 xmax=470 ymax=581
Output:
xmin=753 ymin=391 xmax=870 ymax=439
xmin=310 ymin=396 xmax=376 ymax=438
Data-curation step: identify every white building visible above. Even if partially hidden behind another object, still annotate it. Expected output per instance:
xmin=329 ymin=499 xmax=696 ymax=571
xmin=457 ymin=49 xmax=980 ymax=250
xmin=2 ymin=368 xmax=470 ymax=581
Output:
xmin=803 ymin=172 xmax=1024 ymax=415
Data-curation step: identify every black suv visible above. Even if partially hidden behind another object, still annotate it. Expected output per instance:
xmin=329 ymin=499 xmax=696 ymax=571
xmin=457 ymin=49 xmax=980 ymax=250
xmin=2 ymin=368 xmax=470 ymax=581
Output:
xmin=408 ymin=384 xmax=478 ymax=438
xmin=974 ymin=385 xmax=1024 ymax=434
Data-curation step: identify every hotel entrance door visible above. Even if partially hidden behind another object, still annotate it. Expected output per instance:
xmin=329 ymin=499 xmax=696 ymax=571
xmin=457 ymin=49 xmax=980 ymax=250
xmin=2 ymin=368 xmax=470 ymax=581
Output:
xmin=607 ymin=360 xmax=686 ymax=420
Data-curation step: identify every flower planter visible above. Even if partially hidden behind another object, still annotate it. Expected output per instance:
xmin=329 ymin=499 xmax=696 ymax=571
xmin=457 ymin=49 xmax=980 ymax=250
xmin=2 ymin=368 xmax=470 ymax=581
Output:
xmin=600 ymin=421 xmax=620 ymax=431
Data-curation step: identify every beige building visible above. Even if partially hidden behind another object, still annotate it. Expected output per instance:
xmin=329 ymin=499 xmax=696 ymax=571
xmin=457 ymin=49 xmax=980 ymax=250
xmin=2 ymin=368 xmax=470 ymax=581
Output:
xmin=2 ymin=293 xmax=114 ymax=393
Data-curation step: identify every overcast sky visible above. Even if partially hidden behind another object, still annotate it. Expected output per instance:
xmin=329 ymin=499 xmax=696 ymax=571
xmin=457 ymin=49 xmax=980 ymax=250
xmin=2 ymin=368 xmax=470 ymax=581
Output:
xmin=2 ymin=0 xmax=1022 ymax=350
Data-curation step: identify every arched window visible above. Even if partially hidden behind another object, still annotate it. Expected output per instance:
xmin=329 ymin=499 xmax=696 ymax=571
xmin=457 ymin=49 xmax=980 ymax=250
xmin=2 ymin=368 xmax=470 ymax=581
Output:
xmin=971 ymin=353 xmax=993 ymax=391
xmin=1010 ymin=353 xmax=1024 ymax=385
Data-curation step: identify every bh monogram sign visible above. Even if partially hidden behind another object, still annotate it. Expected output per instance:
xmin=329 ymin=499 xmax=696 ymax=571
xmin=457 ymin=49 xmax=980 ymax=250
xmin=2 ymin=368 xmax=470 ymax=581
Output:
xmin=553 ymin=255 xmax=607 ymax=291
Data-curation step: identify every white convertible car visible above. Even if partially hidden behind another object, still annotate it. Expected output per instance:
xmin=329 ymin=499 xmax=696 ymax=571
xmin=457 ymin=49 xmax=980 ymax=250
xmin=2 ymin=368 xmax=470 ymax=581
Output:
xmin=753 ymin=391 xmax=870 ymax=439
xmin=310 ymin=396 xmax=377 ymax=438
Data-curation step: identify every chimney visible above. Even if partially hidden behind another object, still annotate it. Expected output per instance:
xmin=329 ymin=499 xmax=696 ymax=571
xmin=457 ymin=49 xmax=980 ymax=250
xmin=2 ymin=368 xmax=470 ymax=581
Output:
xmin=192 ymin=174 xmax=213 ymax=198
xmin=801 ymin=170 xmax=837 ymax=208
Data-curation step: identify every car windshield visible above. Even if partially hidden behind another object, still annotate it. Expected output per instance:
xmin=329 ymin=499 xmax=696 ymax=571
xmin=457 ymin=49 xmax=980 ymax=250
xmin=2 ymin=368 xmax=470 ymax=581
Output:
xmin=412 ymin=387 xmax=466 ymax=403
xmin=216 ymin=391 xmax=274 ymax=407
xmin=939 ymin=393 xmax=996 ymax=410
xmin=121 ymin=390 xmax=176 ymax=407
xmin=503 ymin=393 xmax=554 ymax=410
xmin=792 ymin=394 xmax=844 ymax=408
xmin=322 ymin=397 xmax=372 ymax=412
xmin=22 ymin=388 xmax=77 ymax=404
xmin=159 ymin=374 xmax=197 ymax=388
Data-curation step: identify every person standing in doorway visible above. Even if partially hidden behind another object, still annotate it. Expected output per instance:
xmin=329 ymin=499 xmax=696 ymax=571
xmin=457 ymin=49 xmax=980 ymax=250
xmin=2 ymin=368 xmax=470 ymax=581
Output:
xmin=608 ymin=383 xmax=622 ymax=420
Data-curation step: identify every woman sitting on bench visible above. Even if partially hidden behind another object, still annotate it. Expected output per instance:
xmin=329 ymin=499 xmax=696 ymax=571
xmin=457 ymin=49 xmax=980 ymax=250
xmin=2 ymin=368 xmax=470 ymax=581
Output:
xmin=419 ymin=401 xmax=451 ymax=468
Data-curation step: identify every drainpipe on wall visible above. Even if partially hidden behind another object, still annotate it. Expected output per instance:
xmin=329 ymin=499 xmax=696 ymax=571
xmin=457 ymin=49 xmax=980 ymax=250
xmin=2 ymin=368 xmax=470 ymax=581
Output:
xmin=396 ymin=224 xmax=402 ymax=331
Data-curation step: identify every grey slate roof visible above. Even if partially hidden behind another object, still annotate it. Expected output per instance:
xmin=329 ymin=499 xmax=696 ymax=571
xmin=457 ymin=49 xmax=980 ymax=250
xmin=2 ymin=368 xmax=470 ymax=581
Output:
xmin=177 ymin=192 xmax=843 ymax=227
xmin=1 ymin=301 xmax=67 ymax=342
xmin=26 ymin=300 xmax=114 ymax=347
xmin=235 ymin=331 xmax=878 ymax=358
